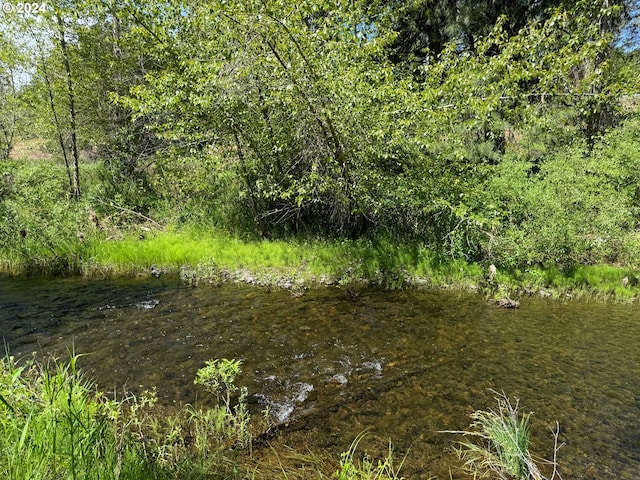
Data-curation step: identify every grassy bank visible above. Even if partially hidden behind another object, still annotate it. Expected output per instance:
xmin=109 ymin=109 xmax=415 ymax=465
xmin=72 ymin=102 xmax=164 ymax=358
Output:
xmin=85 ymin=229 xmax=481 ymax=289
xmin=80 ymin=229 xmax=639 ymax=302
xmin=0 ymin=353 xmax=250 ymax=480
xmin=1 ymin=222 xmax=640 ymax=301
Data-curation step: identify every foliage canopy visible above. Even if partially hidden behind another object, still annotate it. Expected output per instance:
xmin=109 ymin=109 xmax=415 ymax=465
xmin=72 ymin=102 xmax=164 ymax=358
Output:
xmin=2 ymin=0 xmax=640 ymax=269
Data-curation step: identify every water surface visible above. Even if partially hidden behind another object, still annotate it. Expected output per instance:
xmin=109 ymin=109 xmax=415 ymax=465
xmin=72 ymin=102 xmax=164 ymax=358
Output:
xmin=1 ymin=275 xmax=638 ymax=478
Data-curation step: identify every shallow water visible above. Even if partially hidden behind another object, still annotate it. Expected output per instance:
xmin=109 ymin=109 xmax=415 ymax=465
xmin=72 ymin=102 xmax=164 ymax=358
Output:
xmin=1 ymin=275 xmax=639 ymax=478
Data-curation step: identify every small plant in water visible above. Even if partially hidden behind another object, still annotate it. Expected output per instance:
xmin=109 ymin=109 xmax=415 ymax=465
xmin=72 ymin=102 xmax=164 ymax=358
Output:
xmin=194 ymin=358 xmax=251 ymax=449
xmin=443 ymin=390 xmax=562 ymax=480
xmin=194 ymin=358 xmax=241 ymax=407
xmin=335 ymin=431 xmax=406 ymax=480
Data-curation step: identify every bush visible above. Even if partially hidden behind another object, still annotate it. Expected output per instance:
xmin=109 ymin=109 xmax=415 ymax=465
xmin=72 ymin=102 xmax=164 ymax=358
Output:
xmin=487 ymin=129 xmax=638 ymax=269
xmin=0 ymin=160 xmax=91 ymax=273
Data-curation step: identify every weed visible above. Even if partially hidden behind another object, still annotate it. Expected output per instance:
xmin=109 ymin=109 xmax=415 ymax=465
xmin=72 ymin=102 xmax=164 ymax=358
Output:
xmin=194 ymin=358 xmax=252 ymax=450
xmin=442 ymin=391 xmax=562 ymax=480
xmin=335 ymin=431 xmax=406 ymax=480
xmin=0 ymin=352 xmax=252 ymax=480
xmin=194 ymin=359 xmax=241 ymax=407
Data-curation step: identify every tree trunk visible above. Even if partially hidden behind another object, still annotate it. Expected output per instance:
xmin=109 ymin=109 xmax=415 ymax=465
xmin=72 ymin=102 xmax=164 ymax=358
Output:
xmin=57 ymin=13 xmax=81 ymax=200
xmin=233 ymin=128 xmax=265 ymax=237
xmin=0 ymin=66 xmax=17 ymax=161
xmin=34 ymin=34 xmax=73 ymax=193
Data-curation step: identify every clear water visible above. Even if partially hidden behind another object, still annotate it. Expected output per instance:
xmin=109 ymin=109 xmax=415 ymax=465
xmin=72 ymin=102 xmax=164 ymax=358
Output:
xmin=1 ymin=275 xmax=639 ymax=478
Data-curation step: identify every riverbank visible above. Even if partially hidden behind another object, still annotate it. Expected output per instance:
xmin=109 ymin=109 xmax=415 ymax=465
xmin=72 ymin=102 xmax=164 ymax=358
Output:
xmin=3 ymin=227 xmax=639 ymax=303
xmin=5 ymin=113 xmax=640 ymax=304
xmin=89 ymin=231 xmax=640 ymax=302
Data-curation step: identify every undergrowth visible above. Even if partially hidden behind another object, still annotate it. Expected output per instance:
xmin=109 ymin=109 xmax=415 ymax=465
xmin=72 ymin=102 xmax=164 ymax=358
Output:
xmin=2 ymin=159 xmax=640 ymax=301
xmin=0 ymin=352 xmax=251 ymax=480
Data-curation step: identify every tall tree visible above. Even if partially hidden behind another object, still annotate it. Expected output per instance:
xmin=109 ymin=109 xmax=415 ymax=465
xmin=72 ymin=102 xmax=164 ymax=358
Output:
xmin=122 ymin=0 xmax=404 ymax=236
xmin=0 ymin=31 xmax=22 ymax=160
xmin=2 ymin=0 xmax=163 ymax=201
xmin=54 ymin=8 xmax=80 ymax=199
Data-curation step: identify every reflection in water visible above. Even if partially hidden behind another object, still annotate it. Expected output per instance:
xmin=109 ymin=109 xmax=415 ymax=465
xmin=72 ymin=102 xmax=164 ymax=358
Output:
xmin=0 ymin=275 xmax=639 ymax=478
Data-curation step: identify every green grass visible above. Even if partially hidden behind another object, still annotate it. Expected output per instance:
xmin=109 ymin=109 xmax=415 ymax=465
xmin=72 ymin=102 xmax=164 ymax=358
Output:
xmin=0 ymin=353 xmax=154 ymax=479
xmin=84 ymin=229 xmax=485 ymax=289
xmin=335 ymin=431 xmax=407 ymax=480
xmin=443 ymin=391 xmax=561 ymax=480
xmin=82 ymin=228 xmax=640 ymax=301
xmin=0 ymin=352 xmax=253 ymax=480
xmin=2 ymin=210 xmax=640 ymax=301
xmin=86 ymin=229 xmax=345 ymax=279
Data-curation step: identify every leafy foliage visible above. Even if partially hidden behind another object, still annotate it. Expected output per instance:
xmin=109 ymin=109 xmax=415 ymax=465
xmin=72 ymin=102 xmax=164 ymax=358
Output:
xmin=2 ymin=0 xmax=640 ymax=272
xmin=0 ymin=30 xmax=24 ymax=161
xmin=0 ymin=160 xmax=90 ymax=273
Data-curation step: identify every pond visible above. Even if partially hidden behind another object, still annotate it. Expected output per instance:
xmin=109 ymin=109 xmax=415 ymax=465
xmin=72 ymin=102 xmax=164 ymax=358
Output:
xmin=1 ymin=275 xmax=639 ymax=478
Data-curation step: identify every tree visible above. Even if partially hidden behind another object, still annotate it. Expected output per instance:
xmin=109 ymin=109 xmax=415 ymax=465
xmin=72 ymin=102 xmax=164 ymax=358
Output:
xmin=54 ymin=6 xmax=81 ymax=199
xmin=0 ymin=30 xmax=23 ymax=160
xmin=384 ymin=0 xmax=629 ymax=73
xmin=121 ymin=0 xmax=408 ymax=236
xmin=1 ymin=0 xmax=165 ymax=202
xmin=6 ymin=4 xmax=84 ymax=198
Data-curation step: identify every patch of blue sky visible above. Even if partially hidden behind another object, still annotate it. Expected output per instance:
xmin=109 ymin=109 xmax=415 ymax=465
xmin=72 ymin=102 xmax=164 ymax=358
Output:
xmin=616 ymin=0 xmax=640 ymax=51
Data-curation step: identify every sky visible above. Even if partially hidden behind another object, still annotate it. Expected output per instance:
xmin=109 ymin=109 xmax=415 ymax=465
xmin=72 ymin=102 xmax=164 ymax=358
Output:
xmin=617 ymin=0 xmax=640 ymax=51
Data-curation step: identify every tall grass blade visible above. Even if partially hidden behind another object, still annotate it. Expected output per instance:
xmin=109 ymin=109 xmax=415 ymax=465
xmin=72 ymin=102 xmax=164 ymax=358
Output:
xmin=441 ymin=390 xmax=562 ymax=480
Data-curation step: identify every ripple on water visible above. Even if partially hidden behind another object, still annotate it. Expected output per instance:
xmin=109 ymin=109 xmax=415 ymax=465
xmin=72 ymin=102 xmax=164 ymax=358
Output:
xmin=255 ymin=378 xmax=315 ymax=424
xmin=135 ymin=299 xmax=160 ymax=309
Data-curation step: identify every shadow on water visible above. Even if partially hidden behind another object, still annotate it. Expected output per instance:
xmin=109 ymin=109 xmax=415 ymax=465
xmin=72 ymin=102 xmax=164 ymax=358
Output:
xmin=1 ymin=274 xmax=639 ymax=478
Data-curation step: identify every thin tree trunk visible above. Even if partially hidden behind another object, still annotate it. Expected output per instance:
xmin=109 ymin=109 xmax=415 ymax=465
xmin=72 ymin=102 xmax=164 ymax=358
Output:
xmin=34 ymin=35 xmax=73 ymax=193
xmin=0 ymin=67 xmax=17 ymax=160
xmin=0 ymin=121 xmax=11 ymax=161
xmin=57 ymin=13 xmax=81 ymax=200
xmin=232 ymin=128 xmax=264 ymax=237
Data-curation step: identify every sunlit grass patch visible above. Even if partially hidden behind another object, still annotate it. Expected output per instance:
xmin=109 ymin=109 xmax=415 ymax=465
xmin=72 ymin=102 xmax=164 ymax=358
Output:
xmin=84 ymin=228 xmax=640 ymax=300
xmin=88 ymin=230 xmax=237 ymax=271
xmin=86 ymin=230 xmax=432 ymax=287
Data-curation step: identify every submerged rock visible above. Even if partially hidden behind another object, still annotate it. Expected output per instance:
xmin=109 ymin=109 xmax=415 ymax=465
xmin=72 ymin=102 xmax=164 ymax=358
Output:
xmin=497 ymin=297 xmax=520 ymax=308
xmin=135 ymin=299 xmax=160 ymax=309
